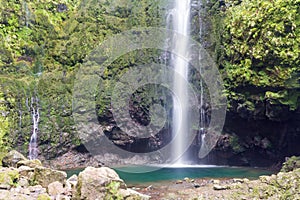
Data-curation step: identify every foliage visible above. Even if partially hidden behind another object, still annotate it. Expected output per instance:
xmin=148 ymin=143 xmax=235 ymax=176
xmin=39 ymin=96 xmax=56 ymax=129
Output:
xmin=221 ymin=0 xmax=300 ymax=112
xmin=223 ymin=0 xmax=300 ymax=87
xmin=0 ymin=91 xmax=9 ymax=162
xmin=229 ymin=134 xmax=245 ymax=153
xmin=0 ymin=0 xmax=166 ymax=157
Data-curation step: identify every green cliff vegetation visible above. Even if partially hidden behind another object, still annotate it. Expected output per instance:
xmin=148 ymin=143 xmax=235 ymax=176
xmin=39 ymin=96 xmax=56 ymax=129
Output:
xmin=222 ymin=0 xmax=300 ymax=110
xmin=0 ymin=0 xmax=164 ymax=158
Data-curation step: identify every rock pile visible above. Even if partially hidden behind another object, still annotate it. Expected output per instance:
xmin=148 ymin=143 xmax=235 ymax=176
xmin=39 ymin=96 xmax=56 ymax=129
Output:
xmin=0 ymin=150 xmax=150 ymax=200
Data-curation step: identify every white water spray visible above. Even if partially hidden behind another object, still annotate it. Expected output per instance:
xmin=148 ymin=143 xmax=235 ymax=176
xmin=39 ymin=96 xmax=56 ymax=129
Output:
xmin=171 ymin=0 xmax=191 ymax=163
xmin=28 ymin=97 xmax=39 ymax=160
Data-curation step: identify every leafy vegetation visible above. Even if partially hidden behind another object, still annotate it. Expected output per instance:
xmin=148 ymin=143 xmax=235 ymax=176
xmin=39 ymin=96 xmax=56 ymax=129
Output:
xmin=0 ymin=91 xmax=9 ymax=162
xmin=222 ymin=0 xmax=300 ymax=110
xmin=0 ymin=0 xmax=165 ymax=157
xmin=223 ymin=0 xmax=300 ymax=87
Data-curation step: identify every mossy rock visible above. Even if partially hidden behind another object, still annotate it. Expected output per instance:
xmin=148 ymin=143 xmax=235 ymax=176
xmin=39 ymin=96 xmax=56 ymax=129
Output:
xmin=0 ymin=168 xmax=19 ymax=189
xmin=281 ymin=156 xmax=300 ymax=172
xmin=33 ymin=167 xmax=67 ymax=188
xmin=17 ymin=159 xmax=42 ymax=168
xmin=2 ymin=150 xmax=27 ymax=168
xmin=37 ymin=193 xmax=51 ymax=200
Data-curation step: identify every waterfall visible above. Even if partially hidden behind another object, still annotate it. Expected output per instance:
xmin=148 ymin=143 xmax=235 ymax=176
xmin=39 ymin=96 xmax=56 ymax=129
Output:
xmin=28 ymin=96 xmax=40 ymax=160
xmin=171 ymin=0 xmax=191 ymax=163
xmin=198 ymin=0 xmax=207 ymax=148
xmin=22 ymin=1 xmax=31 ymax=27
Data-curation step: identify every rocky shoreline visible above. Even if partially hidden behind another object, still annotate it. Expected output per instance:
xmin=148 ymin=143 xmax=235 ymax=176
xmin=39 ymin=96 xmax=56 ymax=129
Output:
xmin=0 ymin=150 xmax=150 ymax=200
xmin=0 ymin=150 xmax=299 ymax=200
xmin=138 ymin=168 xmax=300 ymax=199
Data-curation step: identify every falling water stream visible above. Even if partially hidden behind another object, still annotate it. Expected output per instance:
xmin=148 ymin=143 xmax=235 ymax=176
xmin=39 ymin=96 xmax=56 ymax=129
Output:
xmin=28 ymin=96 xmax=40 ymax=160
xmin=171 ymin=0 xmax=191 ymax=164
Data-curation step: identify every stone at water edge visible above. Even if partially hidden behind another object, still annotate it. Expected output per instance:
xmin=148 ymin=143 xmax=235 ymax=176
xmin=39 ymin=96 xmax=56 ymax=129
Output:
xmin=74 ymin=166 xmax=125 ymax=200
xmin=33 ymin=167 xmax=67 ymax=188
xmin=213 ymin=184 xmax=230 ymax=190
xmin=2 ymin=150 xmax=27 ymax=168
xmin=118 ymin=188 xmax=151 ymax=200
xmin=66 ymin=174 xmax=77 ymax=195
xmin=281 ymin=156 xmax=300 ymax=172
xmin=74 ymin=166 xmax=150 ymax=200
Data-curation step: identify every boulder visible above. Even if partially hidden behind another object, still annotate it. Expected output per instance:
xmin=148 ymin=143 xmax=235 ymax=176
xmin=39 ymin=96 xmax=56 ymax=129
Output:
xmin=18 ymin=178 xmax=29 ymax=188
xmin=0 ymin=168 xmax=19 ymax=189
xmin=118 ymin=188 xmax=151 ymax=200
xmin=47 ymin=181 xmax=65 ymax=196
xmin=17 ymin=166 xmax=34 ymax=182
xmin=28 ymin=185 xmax=47 ymax=194
xmin=33 ymin=167 xmax=67 ymax=188
xmin=281 ymin=156 xmax=300 ymax=172
xmin=17 ymin=159 xmax=42 ymax=168
xmin=0 ymin=189 xmax=32 ymax=200
xmin=2 ymin=151 xmax=27 ymax=168
xmin=74 ymin=166 xmax=124 ymax=200
xmin=66 ymin=175 xmax=77 ymax=195
xmin=213 ymin=184 xmax=230 ymax=190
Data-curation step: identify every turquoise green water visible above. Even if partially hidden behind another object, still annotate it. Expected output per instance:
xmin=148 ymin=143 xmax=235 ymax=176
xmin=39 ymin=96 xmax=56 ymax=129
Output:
xmin=66 ymin=165 xmax=273 ymax=185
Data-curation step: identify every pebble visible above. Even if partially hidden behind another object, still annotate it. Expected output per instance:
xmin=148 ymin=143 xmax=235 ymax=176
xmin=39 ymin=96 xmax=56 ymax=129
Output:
xmin=233 ymin=178 xmax=244 ymax=183
xmin=213 ymin=184 xmax=229 ymax=190
xmin=184 ymin=177 xmax=190 ymax=182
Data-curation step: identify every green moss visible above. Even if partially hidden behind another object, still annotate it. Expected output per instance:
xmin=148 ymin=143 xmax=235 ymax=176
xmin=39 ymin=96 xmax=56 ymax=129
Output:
xmin=281 ymin=156 xmax=300 ymax=172
xmin=222 ymin=0 xmax=300 ymax=87
xmin=0 ymin=0 xmax=166 ymax=155
xmin=229 ymin=135 xmax=245 ymax=153
xmin=37 ymin=194 xmax=51 ymax=200
xmin=105 ymin=181 xmax=123 ymax=200
xmin=0 ymin=92 xmax=9 ymax=162
xmin=0 ymin=169 xmax=19 ymax=186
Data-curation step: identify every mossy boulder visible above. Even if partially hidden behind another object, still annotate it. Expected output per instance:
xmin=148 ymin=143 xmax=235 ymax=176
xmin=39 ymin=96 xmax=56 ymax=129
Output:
xmin=17 ymin=159 xmax=42 ymax=168
xmin=17 ymin=166 xmax=35 ymax=183
xmin=47 ymin=181 xmax=65 ymax=196
xmin=33 ymin=167 xmax=67 ymax=188
xmin=74 ymin=166 xmax=150 ymax=200
xmin=74 ymin=166 xmax=124 ymax=200
xmin=281 ymin=156 xmax=300 ymax=172
xmin=2 ymin=150 xmax=27 ymax=168
xmin=0 ymin=168 xmax=19 ymax=189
